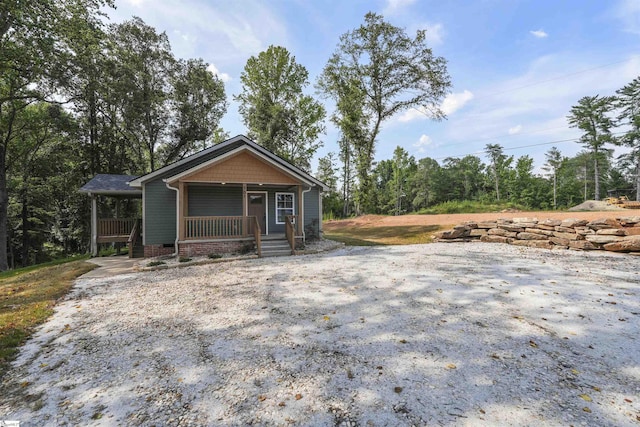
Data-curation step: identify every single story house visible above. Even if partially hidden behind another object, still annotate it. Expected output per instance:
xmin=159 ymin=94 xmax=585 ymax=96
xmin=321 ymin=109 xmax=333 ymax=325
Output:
xmin=80 ymin=135 xmax=329 ymax=258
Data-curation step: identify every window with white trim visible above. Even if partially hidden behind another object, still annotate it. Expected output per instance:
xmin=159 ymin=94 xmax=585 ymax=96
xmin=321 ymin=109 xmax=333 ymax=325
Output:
xmin=275 ymin=192 xmax=295 ymax=224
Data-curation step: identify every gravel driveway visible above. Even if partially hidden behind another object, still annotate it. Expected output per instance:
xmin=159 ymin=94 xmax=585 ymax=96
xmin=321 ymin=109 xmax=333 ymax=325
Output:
xmin=1 ymin=243 xmax=639 ymax=426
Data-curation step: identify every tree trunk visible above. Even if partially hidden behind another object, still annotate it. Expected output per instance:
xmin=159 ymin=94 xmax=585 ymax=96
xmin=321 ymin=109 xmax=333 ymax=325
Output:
xmin=21 ymin=177 xmax=29 ymax=267
xmin=593 ymin=155 xmax=600 ymax=200
xmin=636 ymin=158 xmax=640 ymax=202
xmin=0 ymin=144 xmax=8 ymax=271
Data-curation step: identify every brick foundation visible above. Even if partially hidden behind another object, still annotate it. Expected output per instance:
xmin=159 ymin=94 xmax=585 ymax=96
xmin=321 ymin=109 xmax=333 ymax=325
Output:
xmin=144 ymin=244 xmax=176 ymax=258
xmin=178 ymin=240 xmax=253 ymax=257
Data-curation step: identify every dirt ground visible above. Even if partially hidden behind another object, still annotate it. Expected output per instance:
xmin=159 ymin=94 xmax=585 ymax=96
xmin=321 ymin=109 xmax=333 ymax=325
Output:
xmin=1 ymin=244 xmax=639 ymax=426
xmin=324 ymin=208 xmax=640 ymax=231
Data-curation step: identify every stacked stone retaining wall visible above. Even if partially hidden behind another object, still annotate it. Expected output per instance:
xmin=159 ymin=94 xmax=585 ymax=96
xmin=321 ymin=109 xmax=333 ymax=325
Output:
xmin=434 ymin=216 xmax=640 ymax=255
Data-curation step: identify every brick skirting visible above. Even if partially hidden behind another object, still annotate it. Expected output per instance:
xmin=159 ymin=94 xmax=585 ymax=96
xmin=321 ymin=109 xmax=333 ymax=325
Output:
xmin=178 ymin=240 xmax=253 ymax=257
xmin=144 ymin=245 xmax=175 ymax=258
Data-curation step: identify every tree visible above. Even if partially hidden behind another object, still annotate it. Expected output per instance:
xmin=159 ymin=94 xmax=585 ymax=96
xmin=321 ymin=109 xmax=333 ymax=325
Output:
xmin=390 ymin=146 xmax=415 ymax=215
xmin=543 ymin=147 xmax=563 ymax=209
xmin=567 ymin=95 xmax=615 ymax=200
xmin=0 ymin=0 xmax=113 ymax=271
xmin=236 ymin=45 xmax=325 ymax=171
xmin=615 ymin=76 xmax=640 ymax=200
xmin=108 ymin=17 xmax=175 ymax=172
xmin=318 ymin=12 xmax=451 ymax=210
xmin=316 ymin=152 xmax=342 ymax=218
xmin=162 ymin=58 xmax=227 ymax=162
xmin=410 ymin=157 xmax=441 ymax=209
xmin=485 ymin=144 xmax=508 ymax=201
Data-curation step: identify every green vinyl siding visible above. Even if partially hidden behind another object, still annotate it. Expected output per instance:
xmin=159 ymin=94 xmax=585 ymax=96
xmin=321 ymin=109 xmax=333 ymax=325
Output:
xmin=303 ymin=187 xmax=321 ymax=239
xmin=188 ymin=185 xmax=242 ymax=216
xmin=144 ymin=180 xmax=177 ymax=245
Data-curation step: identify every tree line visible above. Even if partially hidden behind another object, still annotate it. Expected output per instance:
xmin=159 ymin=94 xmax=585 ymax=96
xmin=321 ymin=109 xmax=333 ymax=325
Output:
xmin=1 ymin=1 xmax=638 ymax=270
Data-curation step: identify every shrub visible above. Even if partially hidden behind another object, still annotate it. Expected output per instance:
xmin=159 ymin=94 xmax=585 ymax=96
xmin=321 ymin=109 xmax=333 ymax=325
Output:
xmin=178 ymin=257 xmax=192 ymax=263
xmin=208 ymin=253 xmax=223 ymax=259
xmin=146 ymin=261 xmax=166 ymax=267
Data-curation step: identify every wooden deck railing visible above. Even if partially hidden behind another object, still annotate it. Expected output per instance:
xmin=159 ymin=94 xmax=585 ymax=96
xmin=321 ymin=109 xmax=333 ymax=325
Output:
xmin=184 ymin=216 xmax=258 ymax=239
xmin=98 ymin=218 xmax=138 ymax=242
xmin=127 ymin=219 xmax=141 ymax=258
xmin=284 ymin=215 xmax=298 ymax=253
xmin=252 ymin=216 xmax=262 ymax=257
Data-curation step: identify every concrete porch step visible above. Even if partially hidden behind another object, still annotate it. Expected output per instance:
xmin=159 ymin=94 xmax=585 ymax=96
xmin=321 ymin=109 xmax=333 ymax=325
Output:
xmin=260 ymin=239 xmax=292 ymax=257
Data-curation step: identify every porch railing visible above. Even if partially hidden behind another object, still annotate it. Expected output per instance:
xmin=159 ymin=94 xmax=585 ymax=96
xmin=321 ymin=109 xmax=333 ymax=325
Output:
xmin=252 ymin=216 xmax=262 ymax=257
xmin=127 ymin=219 xmax=141 ymax=258
xmin=184 ymin=216 xmax=258 ymax=240
xmin=284 ymin=215 xmax=298 ymax=253
xmin=98 ymin=218 xmax=138 ymax=242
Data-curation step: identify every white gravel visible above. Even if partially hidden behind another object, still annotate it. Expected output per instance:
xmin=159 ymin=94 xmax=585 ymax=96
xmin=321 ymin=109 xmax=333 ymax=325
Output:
xmin=1 ymin=243 xmax=639 ymax=426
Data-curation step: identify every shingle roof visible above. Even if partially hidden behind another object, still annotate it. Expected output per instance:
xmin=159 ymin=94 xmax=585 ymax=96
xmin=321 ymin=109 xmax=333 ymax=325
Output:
xmin=79 ymin=174 xmax=142 ymax=196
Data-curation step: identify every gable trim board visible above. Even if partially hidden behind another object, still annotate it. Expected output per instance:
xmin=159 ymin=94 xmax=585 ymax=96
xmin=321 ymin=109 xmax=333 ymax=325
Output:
xmin=129 ymin=135 xmax=329 ymax=191
xmin=164 ymin=146 xmax=311 ymax=186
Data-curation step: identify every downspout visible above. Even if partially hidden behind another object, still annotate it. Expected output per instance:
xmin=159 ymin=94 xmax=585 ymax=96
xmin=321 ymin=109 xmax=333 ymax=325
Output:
xmin=301 ymin=186 xmax=312 ymax=244
xmin=164 ymin=180 xmax=179 ymax=257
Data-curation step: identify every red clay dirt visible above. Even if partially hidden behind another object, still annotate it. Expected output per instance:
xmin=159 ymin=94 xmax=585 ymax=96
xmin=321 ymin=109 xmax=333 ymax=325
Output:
xmin=324 ymin=209 xmax=640 ymax=231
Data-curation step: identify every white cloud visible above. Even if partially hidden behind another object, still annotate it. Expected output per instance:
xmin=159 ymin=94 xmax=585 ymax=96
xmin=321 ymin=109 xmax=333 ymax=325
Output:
xmin=206 ymin=63 xmax=231 ymax=82
xmin=384 ymin=0 xmax=417 ymax=14
xmin=424 ymin=23 xmax=444 ymax=46
xmin=125 ymin=0 xmax=145 ymax=6
xmin=398 ymin=90 xmax=474 ymax=123
xmin=508 ymin=125 xmax=522 ymax=135
xmin=530 ymin=29 xmax=548 ymax=38
xmin=413 ymin=134 xmax=434 ymax=153
xmin=614 ymin=0 xmax=640 ymax=34
xmin=441 ymin=90 xmax=474 ymax=115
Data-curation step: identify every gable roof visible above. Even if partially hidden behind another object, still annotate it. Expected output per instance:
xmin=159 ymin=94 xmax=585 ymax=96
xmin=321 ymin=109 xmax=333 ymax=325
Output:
xmin=128 ymin=135 xmax=329 ymax=190
xmin=79 ymin=174 xmax=142 ymax=196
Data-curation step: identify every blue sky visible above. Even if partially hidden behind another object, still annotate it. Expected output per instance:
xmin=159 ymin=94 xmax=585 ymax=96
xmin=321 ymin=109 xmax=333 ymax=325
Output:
xmin=107 ymin=0 xmax=640 ymax=173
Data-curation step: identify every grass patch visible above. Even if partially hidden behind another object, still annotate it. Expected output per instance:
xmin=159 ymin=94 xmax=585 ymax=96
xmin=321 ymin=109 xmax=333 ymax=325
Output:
xmin=417 ymin=200 xmax=527 ymax=215
xmin=178 ymin=257 xmax=192 ymax=263
xmin=325 ymin=224 xmax=445 ymax=246
xmin=0 ymin=259 xmax=96 ymax=378
xmin=208 ymin=253 xmax=223 ymax=259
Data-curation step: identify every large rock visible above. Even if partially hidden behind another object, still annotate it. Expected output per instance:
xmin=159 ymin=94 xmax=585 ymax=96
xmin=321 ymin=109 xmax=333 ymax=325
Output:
xmin=488 ymin=228 xmax=517 ymax=238
xmin=539 ymin=219 xmax=562 ymax=227
xmin=574 ymin=226 xmax=595 ymax=236
xmin=525 ymin=227 xmax=554 ymax=236
xmin=603 ymin=236 xmax=640 ymax=252
xmin=550 ymin=236 xmax=570 ymax=246
xmin=596 ymin=228 xmax=627 ymax=236
xmin=569 ymin=240 xmax=599 ymax=250
xmin=480 ymin=235 xmax=512 ymax=244
xmin=618 ymin=216 xmax=640 ymax=226
xmin=476 ymin=221 xmax=498 ymax=229
xmin=497 ymin=224 xmax=525 ymax=232
xmin=561 ymin=218 xmax=588 ymax=228
xmin=535 ymin=224 xmax=557 ymax=231
xmin=553 ymin=231 xmax=582 ymax=241
xmin=517 ymin=232 xmax=549 ymax=240
xmin=626 ymin=227 xmax=640 ymax=236
xmin=434 ymin=228 xmax=466 ymax=239
xmin=469 ymin=228 xmax=488 ymax=237
xmin=585 ymin=235 xmax=624 ymax=244
xmin=513 ymin=217 xmax=539 ymax=224
xmin=510 ymin=239 xmax=553 ymax=249
xmin=587 ymin=218 xmax=622 ymax=230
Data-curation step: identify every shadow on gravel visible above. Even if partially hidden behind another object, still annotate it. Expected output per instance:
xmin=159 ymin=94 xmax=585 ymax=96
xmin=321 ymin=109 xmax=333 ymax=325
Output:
xmin=2 ymin=244 xmax=639 ymax=426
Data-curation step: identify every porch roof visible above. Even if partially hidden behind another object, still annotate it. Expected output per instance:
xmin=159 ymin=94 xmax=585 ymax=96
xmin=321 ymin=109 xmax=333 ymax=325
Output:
xmin=79 ymin=174 xmax=142 ymax=197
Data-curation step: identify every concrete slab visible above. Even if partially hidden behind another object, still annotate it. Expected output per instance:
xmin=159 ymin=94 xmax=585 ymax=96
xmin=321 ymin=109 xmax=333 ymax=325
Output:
xmin=83 ymin=256 xmax=140 ymax=278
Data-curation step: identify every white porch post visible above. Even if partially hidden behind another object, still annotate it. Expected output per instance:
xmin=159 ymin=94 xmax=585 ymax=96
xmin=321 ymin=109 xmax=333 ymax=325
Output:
xmin=90 ymin=194 xmax=98 ymax=257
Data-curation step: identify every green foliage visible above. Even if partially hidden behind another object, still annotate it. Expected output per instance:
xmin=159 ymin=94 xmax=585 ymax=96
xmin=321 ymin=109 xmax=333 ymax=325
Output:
xmin=236 ymin=45 xmax=325 ymax=171
xmin=567 ymin=95 xmax=616 ymax=200
xmin=318 ymin=12 xmax=451 ymax=212
xmin=417 ymin=200 xmax=526 ymax=215
xmin=178 ymin=256 xmax=192 ymax=263
xmin=207 ymin=253 xmax=223 ymax=259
